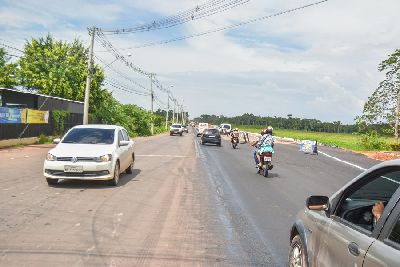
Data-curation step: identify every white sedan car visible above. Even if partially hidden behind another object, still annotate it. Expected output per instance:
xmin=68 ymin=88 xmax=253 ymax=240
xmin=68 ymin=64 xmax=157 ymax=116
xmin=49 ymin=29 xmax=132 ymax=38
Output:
xmin=44 ymin=125 xmax=135 ymax=186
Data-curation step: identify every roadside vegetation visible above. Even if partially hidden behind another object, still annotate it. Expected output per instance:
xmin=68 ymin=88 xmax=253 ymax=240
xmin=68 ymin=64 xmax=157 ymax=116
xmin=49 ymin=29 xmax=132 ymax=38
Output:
xmin=0 ymin=35 xmax=171 ymax=137
xmin=237 ymin=126 xmax=397 ymax=151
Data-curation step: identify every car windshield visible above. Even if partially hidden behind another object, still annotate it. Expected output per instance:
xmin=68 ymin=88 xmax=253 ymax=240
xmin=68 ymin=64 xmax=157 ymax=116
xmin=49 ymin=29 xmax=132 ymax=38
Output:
xmin=62 ymin=128 xmax=115 ymax=144
xmin=172 ymin=125 xmax=181 ymax=128
xmin=223 ymin=125 xmax=230 ymax=129
xmin=204 ymin=129 xmax=219 ymax=135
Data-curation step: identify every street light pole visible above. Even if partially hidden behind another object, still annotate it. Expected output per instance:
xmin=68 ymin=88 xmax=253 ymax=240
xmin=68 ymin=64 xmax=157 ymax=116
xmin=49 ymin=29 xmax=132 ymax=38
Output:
xmin=83 ymin=26 xmax=96 ymax=125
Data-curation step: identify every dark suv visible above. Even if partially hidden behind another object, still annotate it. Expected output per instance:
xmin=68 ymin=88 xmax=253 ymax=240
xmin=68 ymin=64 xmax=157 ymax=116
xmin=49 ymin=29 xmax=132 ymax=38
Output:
xmin=289 ymin=160 xmax=400 ymax=267
xmin=201 ymin=128 xmax=221 ymax=146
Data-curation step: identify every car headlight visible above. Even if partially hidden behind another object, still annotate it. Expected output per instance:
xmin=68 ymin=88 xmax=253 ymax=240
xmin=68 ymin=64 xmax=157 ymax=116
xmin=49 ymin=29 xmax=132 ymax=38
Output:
xmin=98 ymin=154 xmax=112 ymax=162
xmin=46 ymin=153 xmax=56 ymax=161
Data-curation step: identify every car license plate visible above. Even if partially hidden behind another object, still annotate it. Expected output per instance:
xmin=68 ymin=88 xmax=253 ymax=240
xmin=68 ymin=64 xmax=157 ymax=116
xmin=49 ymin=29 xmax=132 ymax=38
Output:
xmin=64 ymin=165 xmax=83 ymax=173
xmin=264 ymin=157 xmax=272 ymax=162
xmin=209 ymin=135 xmax=215 ymax=137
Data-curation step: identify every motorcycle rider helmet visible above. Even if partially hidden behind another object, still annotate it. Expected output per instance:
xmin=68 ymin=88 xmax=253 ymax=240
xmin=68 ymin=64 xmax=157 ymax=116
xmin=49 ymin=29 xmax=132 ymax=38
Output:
xmin=261 ymin=128 xmax=268 ymax=135
xmin=266 ymin=126 xmax=273 ymax=135
xmin=234 ymin=128 xmax=239 ymax=131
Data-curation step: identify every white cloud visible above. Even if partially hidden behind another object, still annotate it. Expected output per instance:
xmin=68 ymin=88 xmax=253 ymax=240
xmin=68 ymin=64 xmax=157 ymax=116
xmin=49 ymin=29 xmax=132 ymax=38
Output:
xmin=0 ymin=0 xmax=399 ymax=123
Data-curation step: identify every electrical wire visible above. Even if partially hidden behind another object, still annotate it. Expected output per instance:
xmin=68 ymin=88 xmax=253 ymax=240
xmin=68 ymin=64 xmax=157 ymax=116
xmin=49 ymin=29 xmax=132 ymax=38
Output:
xmin=114 ymin=0 xmax=328 ymax=50
xmin=100 ymin=0 xmax=251 ymax=34
xmin=93 ymin=53 xmax=150 ymax=92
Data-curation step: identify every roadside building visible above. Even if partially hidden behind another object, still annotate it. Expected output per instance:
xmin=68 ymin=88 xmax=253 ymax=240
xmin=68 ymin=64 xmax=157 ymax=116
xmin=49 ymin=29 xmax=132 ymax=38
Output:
xmin=0 ymin=88 xmax=83 ymax=140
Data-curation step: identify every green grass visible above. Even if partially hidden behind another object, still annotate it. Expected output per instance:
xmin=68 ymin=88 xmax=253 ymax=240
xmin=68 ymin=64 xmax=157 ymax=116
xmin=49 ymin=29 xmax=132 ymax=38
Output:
xmin=237 ymin=126 xmax=397 ymax=151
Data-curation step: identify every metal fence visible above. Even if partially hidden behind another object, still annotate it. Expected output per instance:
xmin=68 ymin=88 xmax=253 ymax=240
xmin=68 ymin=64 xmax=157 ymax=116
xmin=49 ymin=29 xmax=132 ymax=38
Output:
xmin=0 ymin=112 xmax=83 ymax=140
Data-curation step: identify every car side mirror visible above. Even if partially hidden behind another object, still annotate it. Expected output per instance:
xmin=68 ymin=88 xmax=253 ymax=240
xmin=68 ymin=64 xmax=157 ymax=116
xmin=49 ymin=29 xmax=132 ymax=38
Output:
xmin=53 ymin=138 xmax=61 ymax=144
xmin=306 ymin=195 xmax=329 ymax=211
xmin=119 ymin=140 xmax=129 ymax=146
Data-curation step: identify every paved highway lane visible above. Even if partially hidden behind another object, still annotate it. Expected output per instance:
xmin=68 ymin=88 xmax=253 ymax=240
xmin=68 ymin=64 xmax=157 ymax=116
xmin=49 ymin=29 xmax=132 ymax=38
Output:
xmin=0 ymin=131 xmax=380 ymax=266
xmin=195 ymin=133 xmax=379 ymax=266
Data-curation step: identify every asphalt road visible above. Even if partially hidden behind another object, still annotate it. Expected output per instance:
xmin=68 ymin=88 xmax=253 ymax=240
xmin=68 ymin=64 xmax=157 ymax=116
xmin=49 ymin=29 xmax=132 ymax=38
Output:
xmin=0 ymin=130 xmax=380 ymax=266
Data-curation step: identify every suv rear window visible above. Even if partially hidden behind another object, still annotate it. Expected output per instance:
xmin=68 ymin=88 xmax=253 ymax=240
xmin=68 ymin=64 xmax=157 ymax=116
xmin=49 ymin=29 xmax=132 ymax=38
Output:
xmin=204 ymin=129 xmax=219 ymax=135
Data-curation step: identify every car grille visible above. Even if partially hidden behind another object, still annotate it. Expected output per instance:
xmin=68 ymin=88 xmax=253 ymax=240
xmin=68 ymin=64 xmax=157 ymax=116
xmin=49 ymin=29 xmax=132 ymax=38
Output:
xmin=56 ymin=157 xmax=98 ymax=162
xmin=45 ymin=170 xmax=110 ymax=177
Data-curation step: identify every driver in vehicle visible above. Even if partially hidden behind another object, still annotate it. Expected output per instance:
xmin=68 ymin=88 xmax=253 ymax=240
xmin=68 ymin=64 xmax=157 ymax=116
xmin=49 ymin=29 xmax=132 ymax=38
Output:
xmin=372 ymin=201 xmax=385 ymax=225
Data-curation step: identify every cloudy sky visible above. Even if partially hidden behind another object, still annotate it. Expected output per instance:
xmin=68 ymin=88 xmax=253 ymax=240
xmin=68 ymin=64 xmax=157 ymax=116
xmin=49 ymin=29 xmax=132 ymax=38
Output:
xmin=1 ymin=0 xmax=399 ymax=123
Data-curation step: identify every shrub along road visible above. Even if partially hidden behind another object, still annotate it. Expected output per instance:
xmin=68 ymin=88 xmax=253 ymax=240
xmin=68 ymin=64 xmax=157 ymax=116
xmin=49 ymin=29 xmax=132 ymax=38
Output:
xmin=0 ymin=130 xmax=380 ymax=266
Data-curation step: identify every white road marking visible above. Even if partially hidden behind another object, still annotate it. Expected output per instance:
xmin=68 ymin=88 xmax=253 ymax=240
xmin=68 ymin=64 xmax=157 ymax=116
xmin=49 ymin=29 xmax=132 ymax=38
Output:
xmin=136 ymin=154 xmax=188 ymax=158
xmin=318 ymin=152 xmax=399 ymax=185
xmin=319 ymin=151 xmax=366 ymax=171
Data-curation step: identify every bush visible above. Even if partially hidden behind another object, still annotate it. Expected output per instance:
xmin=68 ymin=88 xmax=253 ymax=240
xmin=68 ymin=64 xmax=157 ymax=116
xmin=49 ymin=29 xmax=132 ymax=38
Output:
xmin=52 ymin=110 xmax=69 ymax=135
xmin=359 ymin=130 xmax=387 ymax=150
xmin=390 ymin=142 xmax=400 ymax=151
xmin=37 ymin=134 xmax=52 ymax=144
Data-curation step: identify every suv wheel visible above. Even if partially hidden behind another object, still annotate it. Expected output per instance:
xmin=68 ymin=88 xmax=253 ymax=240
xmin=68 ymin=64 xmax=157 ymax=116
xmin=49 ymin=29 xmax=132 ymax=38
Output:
xmin=289 ymin=235 xmax=307 ymax=267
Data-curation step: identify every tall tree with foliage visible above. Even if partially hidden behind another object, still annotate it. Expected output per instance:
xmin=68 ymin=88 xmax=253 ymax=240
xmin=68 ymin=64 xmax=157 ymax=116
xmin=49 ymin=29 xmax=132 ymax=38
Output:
xmin=0 ymin=48 xmax=18 ymax=88
xmin=358 ymin=49 xmax=400 ymax=140
xmin=18 ymin=34 xmax=104 ymax=114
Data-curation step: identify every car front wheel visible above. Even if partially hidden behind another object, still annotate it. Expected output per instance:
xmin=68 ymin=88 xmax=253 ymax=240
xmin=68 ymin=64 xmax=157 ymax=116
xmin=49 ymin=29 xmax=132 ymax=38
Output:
xmin=108 ymin=162 xmax=120 ymax=186
xmin=289 ymin=235 xmax=307 ymax=267
xmin=46 ymin=178 xmax=58 ymax=186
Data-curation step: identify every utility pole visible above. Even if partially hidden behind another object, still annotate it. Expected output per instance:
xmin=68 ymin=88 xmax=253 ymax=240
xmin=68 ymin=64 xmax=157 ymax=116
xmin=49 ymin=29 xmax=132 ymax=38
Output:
xmin=396 ymin=82 xmax=400 ymax=142
xmin=83 ymin=26 xmax=96 ymax=125
xmin=172 ymin=100 xmax=175 ymax=124
xmin=181 ymin=99 xmax=185 ymax=125
xmin=150 ymin=73 xmax=154 ymax=135
xmin=165 ymin=91 xmax=170 ymax=130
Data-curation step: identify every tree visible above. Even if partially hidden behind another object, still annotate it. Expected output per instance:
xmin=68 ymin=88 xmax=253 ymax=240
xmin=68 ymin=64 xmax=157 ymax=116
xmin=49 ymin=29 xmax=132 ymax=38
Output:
xmin=0 ymin=48 xmax=18 ymax=88
xmin=18 ymin=34 xmax=104 ymax=113
xmin=359 ymin=49 xmax=400 ymax=140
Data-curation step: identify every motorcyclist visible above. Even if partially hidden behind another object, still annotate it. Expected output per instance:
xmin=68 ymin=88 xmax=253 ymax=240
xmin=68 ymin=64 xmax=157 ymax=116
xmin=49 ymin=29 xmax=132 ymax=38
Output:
xmin=230 ymin=128 xmax=240 ymax=143
xmin=252 ymin=127 xmax=274 ymax=169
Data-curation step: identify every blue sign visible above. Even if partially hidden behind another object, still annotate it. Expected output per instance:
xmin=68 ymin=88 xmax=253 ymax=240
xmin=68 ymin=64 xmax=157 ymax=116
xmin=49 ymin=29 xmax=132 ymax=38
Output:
xmin=0 ymin=107 xmax=25 ymax=123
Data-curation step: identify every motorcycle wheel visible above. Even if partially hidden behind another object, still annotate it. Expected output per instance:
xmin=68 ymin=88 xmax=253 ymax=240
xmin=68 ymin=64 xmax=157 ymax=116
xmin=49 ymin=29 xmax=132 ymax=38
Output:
xmin=263 ymin=167 xmax=269 ymax=177
xmin=232 ymin=143 xmax=237 ymax=149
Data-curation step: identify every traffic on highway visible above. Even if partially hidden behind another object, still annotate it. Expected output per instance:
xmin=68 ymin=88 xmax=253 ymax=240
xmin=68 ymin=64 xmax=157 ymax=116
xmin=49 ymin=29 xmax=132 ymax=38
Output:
xmin=0 ymin=123 xmax=399 ymax=266
xmin=1 ymin=0 xmax=400 ymax=266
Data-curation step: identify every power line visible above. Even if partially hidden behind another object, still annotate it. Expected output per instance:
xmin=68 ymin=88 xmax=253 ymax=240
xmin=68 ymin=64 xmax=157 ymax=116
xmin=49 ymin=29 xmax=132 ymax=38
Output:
xmin=104 ymin=79 xmax=150 ymax=97
xmin=113 ymin=0 xmax=329 ymax=50
xmin=94 ymin=32 xmax=151 ymax=77
xmin=100 ymin=0 xmax=251 ymax=35
xmin=93 ymin=30 xmax=181 ymax=110
xmin=0 ymin=42 xmax=24 ymax=54
xmin=93 ymin=53 xmax=150 ymax=92
xmin=105 ymin=77 xmax=150 ymax=96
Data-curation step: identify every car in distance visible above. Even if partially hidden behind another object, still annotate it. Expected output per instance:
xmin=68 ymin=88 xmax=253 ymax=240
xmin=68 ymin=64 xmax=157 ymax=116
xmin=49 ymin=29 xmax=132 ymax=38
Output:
xmin=219 ymin=123 xmax=232 ymax=135
xmin=289 ymin=160 xmax=400 ymax=267
xmin=182 ymin=125 xmax=189 ymax=133
xmin=170 ymin=124 xmax=183 ymax=136
xmin=201 ymin=128 xmax=221 ymax=146
xmin=197 ymin=122 xmax=209 ymax=137
xmin=43 ymin=125 xmax=135 ymax=186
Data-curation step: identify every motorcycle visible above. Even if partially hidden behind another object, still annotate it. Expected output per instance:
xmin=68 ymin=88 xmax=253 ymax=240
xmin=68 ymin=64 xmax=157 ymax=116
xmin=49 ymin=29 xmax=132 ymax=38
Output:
xmin=231 ymin=133 xmax=239 ymax=149
xmin=257 ymin=151 xmax=273 ymax=177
